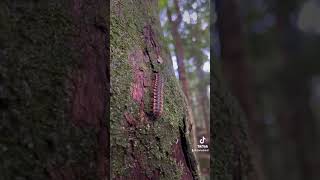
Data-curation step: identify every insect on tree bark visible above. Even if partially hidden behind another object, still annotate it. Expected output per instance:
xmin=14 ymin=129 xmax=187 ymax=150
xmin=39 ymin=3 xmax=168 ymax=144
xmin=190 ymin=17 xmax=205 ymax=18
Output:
xmin=152 ymin=73 xmax=164 ymax=119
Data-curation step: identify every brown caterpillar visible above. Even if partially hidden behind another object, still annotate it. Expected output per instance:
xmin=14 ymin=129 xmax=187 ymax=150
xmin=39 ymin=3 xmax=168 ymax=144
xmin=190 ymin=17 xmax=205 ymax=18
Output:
xmin=152 ymin=73 xmax=164 ymax=118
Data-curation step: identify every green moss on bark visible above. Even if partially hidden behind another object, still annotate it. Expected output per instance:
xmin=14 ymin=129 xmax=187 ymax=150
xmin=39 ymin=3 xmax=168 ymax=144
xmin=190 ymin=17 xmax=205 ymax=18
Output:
xmin=110 ymin=0 xmax=194 ymax=179
xmin=211 ymin=62 xmax=253 ymax=180
xmin=0 ymin=1 xmax=103 ymax=179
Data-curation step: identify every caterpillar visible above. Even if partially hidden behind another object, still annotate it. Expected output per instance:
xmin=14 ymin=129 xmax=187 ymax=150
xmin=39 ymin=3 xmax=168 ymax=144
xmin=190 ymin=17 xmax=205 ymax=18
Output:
xmin=152 ymin=73 xmax=164 ymax=118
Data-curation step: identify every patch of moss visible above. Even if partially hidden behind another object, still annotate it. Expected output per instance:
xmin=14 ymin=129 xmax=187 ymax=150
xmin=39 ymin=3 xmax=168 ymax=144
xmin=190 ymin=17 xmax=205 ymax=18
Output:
xmin=0 ymin=1 xmax=103 ymax=179
xmin=211 ymin=66 xmax=253 ymax=180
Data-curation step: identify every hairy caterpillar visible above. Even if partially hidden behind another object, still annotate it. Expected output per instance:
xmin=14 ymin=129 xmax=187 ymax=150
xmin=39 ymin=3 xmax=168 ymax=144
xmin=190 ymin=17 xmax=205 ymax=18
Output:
xmin=152 ymin=73 xmax=164 ymax=118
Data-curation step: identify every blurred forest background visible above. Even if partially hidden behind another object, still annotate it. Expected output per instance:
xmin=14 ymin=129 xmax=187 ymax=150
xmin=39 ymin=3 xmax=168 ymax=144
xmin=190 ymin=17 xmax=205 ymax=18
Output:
xmin=158 ymin=0 xmax=210 ymax=179
xmin=213 ymin=0 xmax=320 ymax=179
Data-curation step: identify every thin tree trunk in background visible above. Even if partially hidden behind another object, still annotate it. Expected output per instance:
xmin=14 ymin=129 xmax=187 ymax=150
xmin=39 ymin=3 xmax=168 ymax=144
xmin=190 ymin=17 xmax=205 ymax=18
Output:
xmin=195 ymin=63 xmax=210 ymax=136
xmin=190 ymin=22 xmax=210 ymax=140
xmin=167 ymin=0 xmax=190 ymax=101
xmin=0 ymin=0 xmax=108 ymax=179
xmin=110 ymin=0 xmax=198 ymax=179
xmin=194 ymin=64 xmax=210 ymax=176
xmin=167 ymin=0 xmax=198 ymax=149
xmin=215 ymin=0 xmax=265 ymax=179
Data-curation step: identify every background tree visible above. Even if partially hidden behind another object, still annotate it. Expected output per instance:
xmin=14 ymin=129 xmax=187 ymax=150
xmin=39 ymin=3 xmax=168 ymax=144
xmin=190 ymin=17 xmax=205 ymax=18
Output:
xmin=270 ymin=0 xmax=320 ymax=179
xmin=211 ymin=2 xmax=258 ymax=180
xmin=161 ymin=0 xmax=210 ymax=178
xmin=220 ymin=0 xmax=320 ymax=179
xmin=215 ymin=0 xmax=266 ymax=179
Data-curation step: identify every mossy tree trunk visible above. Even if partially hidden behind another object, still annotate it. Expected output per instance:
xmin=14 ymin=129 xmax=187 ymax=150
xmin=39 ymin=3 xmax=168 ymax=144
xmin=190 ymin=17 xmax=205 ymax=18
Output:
xmin=215 ymin=0 xmax=265 ymax=179
xmin=110 ymin=0 xmax=198 ymax=179
xmin=211 ymin=2 xmax=257 ymax=179
xmin=211 ymin=61 xmax=256 ymax=180
xmin=0 ymin=0 xmax=108 ymax=180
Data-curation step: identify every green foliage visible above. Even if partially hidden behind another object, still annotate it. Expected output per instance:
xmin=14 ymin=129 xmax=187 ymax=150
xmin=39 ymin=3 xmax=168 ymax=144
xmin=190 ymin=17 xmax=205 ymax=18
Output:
xmin=159 ymin=0 xmax=168 ymax=10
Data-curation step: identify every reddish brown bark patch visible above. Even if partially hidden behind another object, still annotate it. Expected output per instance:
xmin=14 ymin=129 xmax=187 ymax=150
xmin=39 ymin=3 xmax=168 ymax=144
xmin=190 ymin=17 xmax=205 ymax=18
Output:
xmin=126 ymin=50 xmax=149 ymax=126
xmin=132 ymin=70 xmax=144 ymax=102
xmin=68 ymin=0 xmax=108 ymax=179
xmin=143 ymin=25 xmax=161 ymax=58
xmin=128 ymin=50 xmax=146 ymax=103
xmin=70 ymin=0 xmax=107 ymax=128
xmin=172 ymin=139 xmax=194 ymax=180
xmin=124 ymin=111 xmax=136 ymax=126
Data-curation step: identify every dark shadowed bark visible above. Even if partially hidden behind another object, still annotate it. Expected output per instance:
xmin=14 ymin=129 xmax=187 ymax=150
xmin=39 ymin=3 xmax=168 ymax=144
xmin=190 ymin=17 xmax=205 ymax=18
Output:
xmin=215 ymin=0 xmax=265 ymax=179
xmin=110 ymin=0 xmax=198 ymax=179
xmin=273 ymin=1 xmax=320 ymax=179
xmin=211 ymin=61 xmax=255 ymax=180
xmin=0 ymin=0 xmax=108 ymax=179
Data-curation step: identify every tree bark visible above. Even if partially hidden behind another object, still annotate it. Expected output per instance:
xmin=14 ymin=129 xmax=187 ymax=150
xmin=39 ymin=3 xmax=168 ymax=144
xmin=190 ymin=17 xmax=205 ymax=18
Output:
xmin=110 ymin=0 xmax=198 ymax=179
xmin=215 ymin=0 xmax=265 ymax=179
xmin=273 ymin=1 xmax=320 ymax=179
xmin=0 ymin=0 xmax=108 ymax=179
xmin=211 ymin=61 xmax=255 ymax=180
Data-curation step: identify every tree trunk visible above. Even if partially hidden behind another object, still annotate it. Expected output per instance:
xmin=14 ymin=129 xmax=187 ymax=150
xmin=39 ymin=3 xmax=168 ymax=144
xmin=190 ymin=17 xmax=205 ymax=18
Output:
xmin=0 ymin=0 xmax=108 ymax=179
xmin=110 ymin=0 xmax=198 ymax=179
xmin=195 ymin=63 xmax=210 ymax=135
xmin=167 ymin=0 xmax=190 ymax=101
xmin=211 ymin=61 xmax=255 ymax=180
xmin=215 ymin=0 xmax=265 ymax=179
xmin=274 ymin=1 xmax=320 ymax=179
